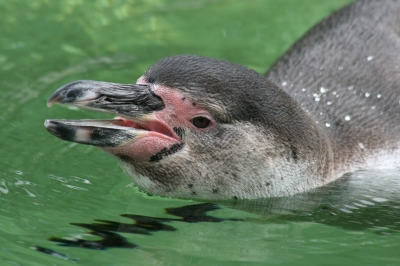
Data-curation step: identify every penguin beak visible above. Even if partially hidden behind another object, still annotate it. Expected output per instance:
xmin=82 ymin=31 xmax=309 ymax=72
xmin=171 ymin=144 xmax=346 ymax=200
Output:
xmin=47 ymin=80 xmax=164 ymax=117
xmin=44 ymin=80 xmax=178 ymax=148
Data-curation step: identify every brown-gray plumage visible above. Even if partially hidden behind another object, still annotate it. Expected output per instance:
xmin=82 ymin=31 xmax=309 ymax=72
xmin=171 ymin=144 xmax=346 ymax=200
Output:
xmin=45 ymin=0 xmax=400 ymax=200
xmin=266 ymin=0 xmax=400 ymax=169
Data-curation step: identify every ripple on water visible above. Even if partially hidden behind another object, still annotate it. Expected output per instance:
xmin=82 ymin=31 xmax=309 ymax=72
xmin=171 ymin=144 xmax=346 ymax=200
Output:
xmin=0 ymin=179 xmax=9 ymax=194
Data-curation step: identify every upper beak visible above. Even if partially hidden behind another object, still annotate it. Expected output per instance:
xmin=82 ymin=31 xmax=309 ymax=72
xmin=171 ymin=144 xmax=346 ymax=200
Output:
xmin=45 ymin=80 xmax=170 ymax=147
xmin=47 ymin=80 xmax=164 ymax=117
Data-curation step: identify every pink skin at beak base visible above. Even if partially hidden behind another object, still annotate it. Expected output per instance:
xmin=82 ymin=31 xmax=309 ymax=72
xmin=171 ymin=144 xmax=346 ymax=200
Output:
xmin=101 ymin=76 xmax=216 ymax=162
xmin=101 ymin=127 xmax=180 ymax=162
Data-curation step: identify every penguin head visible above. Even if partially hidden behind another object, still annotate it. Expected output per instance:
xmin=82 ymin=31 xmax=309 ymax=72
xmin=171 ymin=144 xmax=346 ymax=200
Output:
xmin=45 ymin=55 xmax=324 ymax=200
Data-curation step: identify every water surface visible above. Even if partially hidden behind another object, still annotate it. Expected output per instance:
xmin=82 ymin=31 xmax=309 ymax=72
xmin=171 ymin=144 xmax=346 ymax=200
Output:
xmin=2 ymin=0 xmax=400 ymax=265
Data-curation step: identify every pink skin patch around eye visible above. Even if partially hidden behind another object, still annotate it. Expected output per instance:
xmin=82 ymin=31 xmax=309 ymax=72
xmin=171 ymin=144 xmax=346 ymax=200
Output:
xmin=101 ymin=76 xmax=216 ymax=162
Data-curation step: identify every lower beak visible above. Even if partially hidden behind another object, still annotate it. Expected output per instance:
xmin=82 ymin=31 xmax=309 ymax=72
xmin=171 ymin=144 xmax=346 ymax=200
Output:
xmin=44 ymin=119 xmax=147 ymax=147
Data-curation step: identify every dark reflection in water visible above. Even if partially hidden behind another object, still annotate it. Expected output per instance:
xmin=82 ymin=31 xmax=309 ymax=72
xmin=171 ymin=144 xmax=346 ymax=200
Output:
xmin=35 ymin=203 xmax=242 ymax=260
xmin=33 ymin=246 xmax=76 ymax=262
xmin=36 ymin=170 xmax=400 ymax=261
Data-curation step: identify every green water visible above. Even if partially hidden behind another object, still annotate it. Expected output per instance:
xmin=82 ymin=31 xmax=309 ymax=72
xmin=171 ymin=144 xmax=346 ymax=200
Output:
xmin=2 ymin=0 xmax=400 ymax=265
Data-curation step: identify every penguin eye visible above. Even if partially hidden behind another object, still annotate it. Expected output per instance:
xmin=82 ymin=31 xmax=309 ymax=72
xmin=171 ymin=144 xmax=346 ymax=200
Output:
xmin=192 ymin=117 xmax=211 ymax=128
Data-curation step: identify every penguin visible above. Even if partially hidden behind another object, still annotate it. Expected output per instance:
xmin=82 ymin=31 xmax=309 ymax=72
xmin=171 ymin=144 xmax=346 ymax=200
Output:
xmin=45 ymin=0 xmax=400 ymax=200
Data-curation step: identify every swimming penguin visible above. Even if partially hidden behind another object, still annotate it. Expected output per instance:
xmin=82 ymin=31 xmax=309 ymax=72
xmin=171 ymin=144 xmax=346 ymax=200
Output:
xmin=45 ymin=0 xmax=400 ymax=200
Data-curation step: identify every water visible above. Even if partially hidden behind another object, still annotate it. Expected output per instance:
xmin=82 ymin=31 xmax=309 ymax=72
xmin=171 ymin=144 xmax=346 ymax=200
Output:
xmin=2 ymin=0 xmax=400 ymax=265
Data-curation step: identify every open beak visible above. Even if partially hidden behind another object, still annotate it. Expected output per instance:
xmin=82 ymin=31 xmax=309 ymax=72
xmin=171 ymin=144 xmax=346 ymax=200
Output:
xmin=44 ymin=80 xmax=178 ymax=148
